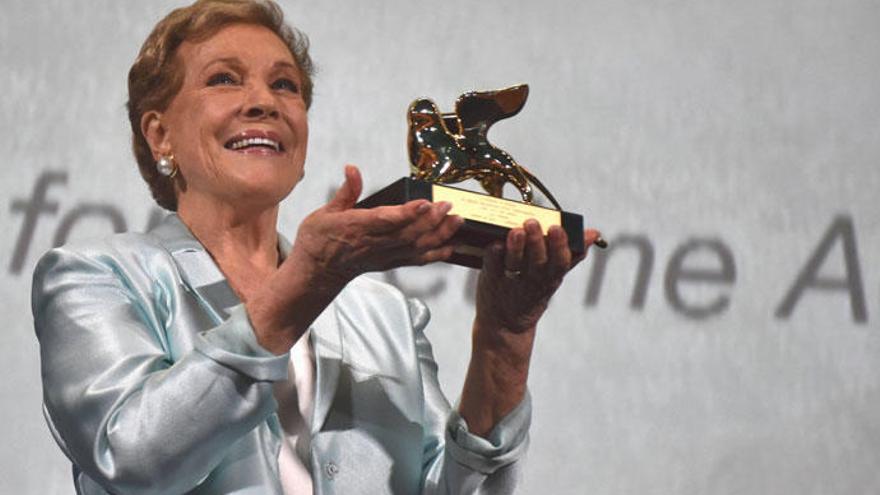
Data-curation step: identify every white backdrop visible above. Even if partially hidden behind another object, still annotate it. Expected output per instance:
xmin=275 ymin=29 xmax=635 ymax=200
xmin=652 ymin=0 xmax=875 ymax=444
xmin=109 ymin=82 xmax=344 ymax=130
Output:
xmin=2 ymin=0 xmax=879 ymax=493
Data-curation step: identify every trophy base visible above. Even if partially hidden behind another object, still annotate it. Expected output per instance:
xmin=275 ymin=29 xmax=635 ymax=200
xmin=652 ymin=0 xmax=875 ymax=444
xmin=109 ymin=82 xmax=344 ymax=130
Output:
xmin=356 ymin=178 xmax=584 ymax=269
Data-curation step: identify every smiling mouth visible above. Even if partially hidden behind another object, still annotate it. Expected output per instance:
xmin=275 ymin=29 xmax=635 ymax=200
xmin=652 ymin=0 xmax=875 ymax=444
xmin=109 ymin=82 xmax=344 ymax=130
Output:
xmin=224 ymin=136 xmax=284 ymax=152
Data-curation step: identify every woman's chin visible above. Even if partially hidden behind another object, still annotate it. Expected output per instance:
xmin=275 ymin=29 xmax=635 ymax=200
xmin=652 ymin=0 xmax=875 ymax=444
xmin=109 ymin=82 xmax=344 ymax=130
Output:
xmin=231 ymin=164 xmax=303 ymax=196
xmin=236 ymin=181 xmax=298 ymax=208
xmin=234 ymin=160 xmax=304 ymax=196
xmin=180 ymin=178 xmax=299 ymax=214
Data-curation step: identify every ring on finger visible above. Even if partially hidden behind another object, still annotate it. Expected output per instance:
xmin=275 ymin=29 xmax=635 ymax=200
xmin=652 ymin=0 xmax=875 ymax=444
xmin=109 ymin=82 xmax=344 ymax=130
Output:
xmin=504 ymin=268 xmax=522 ymax=280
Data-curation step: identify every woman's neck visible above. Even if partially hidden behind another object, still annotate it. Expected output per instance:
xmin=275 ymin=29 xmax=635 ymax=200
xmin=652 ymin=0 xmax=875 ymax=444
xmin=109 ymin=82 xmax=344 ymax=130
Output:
xmin=177 ymin=194 xmax=281 ymax=299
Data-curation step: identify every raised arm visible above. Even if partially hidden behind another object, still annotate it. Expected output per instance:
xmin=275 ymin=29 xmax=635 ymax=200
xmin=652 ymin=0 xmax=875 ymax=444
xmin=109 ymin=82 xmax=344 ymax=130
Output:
xmin=413 ymin=298 xmax=530 ymax=495
xmin=460 ymin=221 xmax=602 ymax=436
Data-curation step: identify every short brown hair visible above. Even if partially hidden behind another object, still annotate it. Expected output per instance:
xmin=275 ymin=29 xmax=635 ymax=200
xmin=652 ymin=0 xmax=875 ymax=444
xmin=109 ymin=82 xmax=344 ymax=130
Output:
xmin=127 ymin=0 xmax=314 ymax=211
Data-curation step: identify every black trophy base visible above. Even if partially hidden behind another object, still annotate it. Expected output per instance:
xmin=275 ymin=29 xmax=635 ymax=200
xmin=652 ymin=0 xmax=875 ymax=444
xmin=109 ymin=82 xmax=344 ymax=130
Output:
xmin=356 ymin=178 xmax=584 ymax=269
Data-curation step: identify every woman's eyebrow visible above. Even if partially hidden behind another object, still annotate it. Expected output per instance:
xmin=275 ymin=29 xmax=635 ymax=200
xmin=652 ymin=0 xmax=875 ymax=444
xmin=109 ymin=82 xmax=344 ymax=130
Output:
xmin=201 ymin=57 xmax=245 ymax=72
xmin=272 ymin=60 xmax=299 ymax=72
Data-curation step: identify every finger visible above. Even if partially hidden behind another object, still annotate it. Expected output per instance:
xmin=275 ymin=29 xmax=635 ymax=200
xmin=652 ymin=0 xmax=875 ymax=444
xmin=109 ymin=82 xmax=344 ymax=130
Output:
xmin=386 ymin=241 xmax=457 ymax=268
xmin=585 ymin=228 xmax=602 ymax=247
xmin=416 ymin=245 xmax=457 ymax=265
xmin=504 ymin=228 xmax=526 ymax=272
xmin=547 ymin=225 xmax=571 ymax=276
xmin=414 ymin=214 xmax=463 ymax=251
xmin=326 ymin=164 xmax=363 ymax=212
xmin=343 ymin=201 xmax=445 ymax=258
xmin=523 ymin=219 xmax=548 ymax=268
xmin=355 ymin=200 xmax=432 ymax=235
xmin=369 ymin=209 xmax=459 ymax=260
xmin=572 ymin=228 xmax=603 ymax=267
xmin=483 ymin=241 xmax=506 ymax=276
xmin=399 ymin=201 xmax=452 ymax=240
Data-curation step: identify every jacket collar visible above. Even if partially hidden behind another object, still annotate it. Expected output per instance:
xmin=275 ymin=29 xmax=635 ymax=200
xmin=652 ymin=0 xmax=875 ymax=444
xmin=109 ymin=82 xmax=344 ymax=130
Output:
xmin=149 ymin=213 xmax=342 ymax=433
xmin=150 ymin=214 xmax=237 ymax=321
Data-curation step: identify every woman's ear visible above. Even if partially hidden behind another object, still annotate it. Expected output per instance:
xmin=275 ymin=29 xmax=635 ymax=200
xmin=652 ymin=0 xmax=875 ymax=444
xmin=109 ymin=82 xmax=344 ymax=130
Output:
xmin=141 ymin=110 xmax=171 ymax=159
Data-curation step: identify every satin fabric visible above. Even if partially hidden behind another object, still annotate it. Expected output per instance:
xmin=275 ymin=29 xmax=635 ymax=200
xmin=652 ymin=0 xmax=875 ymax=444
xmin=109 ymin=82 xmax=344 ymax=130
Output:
xmin=32 ymin=214 xmax=530 ymax=494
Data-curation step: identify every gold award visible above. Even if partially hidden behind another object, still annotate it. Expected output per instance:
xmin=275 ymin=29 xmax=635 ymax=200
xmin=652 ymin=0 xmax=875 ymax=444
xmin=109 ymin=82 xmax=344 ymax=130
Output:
xmin=358 ymin=84 xmax=592 ymax=268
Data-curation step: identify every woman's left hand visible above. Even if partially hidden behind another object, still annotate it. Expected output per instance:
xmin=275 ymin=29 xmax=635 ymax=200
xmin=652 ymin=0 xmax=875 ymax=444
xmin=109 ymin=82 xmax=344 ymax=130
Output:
xmin=475 ymin=220 xmax=603 ymax=335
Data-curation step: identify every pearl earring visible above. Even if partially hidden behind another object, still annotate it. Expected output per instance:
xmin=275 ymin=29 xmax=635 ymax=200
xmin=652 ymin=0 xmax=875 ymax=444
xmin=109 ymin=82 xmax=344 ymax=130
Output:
xmin=156 ymin=155 xmax=178 ymax=178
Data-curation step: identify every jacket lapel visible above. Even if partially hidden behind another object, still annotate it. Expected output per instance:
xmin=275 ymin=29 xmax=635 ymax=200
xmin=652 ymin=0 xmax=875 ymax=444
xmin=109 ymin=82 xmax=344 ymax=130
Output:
xmin=309 ymin=303 xmax=342 ymax=434
xmin=151 ymin=214 xmax=240 ymax=322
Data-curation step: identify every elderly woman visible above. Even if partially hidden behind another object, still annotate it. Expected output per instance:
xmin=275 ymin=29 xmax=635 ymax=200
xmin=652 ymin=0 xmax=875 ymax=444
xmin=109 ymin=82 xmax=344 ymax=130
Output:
xmin=32 ymin=0 xmax=600 ymax=494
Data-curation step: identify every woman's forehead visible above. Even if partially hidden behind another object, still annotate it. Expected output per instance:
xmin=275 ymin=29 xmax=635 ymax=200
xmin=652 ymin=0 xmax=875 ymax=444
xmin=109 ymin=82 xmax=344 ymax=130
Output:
xmin=178 ymin=23 xmax=296 ymax=72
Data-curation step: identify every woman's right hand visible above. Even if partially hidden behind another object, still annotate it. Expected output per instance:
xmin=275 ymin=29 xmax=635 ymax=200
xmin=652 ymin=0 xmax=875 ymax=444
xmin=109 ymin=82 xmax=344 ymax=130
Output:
xmin=248 ymin=165 xmax=462 ymax=354
xmin=291 ymin=164 xmax=463 ymax=289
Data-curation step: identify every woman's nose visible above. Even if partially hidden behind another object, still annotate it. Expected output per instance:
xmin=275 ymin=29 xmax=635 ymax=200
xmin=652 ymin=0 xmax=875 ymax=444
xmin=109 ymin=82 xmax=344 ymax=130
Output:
xmin=243 ymin=85 xmax=279 ymax=119
xmin=245 ymin=104 xmax=279 ymax=119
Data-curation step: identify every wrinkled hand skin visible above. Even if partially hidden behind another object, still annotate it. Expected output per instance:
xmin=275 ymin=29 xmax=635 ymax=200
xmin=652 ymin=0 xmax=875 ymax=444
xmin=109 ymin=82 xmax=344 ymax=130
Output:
xmin=290 ymin=165 xmax=464 ymax=292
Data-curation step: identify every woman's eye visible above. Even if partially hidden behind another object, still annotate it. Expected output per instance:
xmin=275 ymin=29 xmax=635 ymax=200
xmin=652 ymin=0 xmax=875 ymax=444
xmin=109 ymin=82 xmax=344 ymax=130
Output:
xmin=207 ymin=72 xmax=237 ymax=86
xmin=271 ymin=78 xmax=299 ymax=93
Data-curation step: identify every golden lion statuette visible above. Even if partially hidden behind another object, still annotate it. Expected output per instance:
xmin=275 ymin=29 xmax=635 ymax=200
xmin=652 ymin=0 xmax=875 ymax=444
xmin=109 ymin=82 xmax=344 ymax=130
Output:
xmin=407 ymin=84 xmax=561 ymax=209
xmin=357 ymin=84 xmax=591 ymax=268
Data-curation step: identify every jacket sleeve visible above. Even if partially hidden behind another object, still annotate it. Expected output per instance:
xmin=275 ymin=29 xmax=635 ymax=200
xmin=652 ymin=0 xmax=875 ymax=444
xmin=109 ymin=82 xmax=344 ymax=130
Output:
xmin=409 ymin=298 xmax=531 ymax=494
xmin=32 ymin=244 xmax=288 ymax=495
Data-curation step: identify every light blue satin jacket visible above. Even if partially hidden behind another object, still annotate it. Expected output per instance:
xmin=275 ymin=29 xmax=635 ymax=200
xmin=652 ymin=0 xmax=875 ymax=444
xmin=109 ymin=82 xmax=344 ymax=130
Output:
xmin=32 ymin=214 xmax=530 ymax=494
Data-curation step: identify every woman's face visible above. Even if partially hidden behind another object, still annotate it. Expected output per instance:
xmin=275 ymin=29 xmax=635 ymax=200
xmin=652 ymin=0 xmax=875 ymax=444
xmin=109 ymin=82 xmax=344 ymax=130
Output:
xmin=151 ymin=23 xmax=308 ymax=211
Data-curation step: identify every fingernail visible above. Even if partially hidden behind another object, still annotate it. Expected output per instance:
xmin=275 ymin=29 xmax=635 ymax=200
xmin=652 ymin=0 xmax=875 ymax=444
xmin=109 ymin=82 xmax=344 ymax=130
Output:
xmin=595 ymin=236 xmax=608 ymax=249
xmin=438 ymin=202 xmax=453 ymax=214
xmin=417 ymin=202 xmax=431 ymax=213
